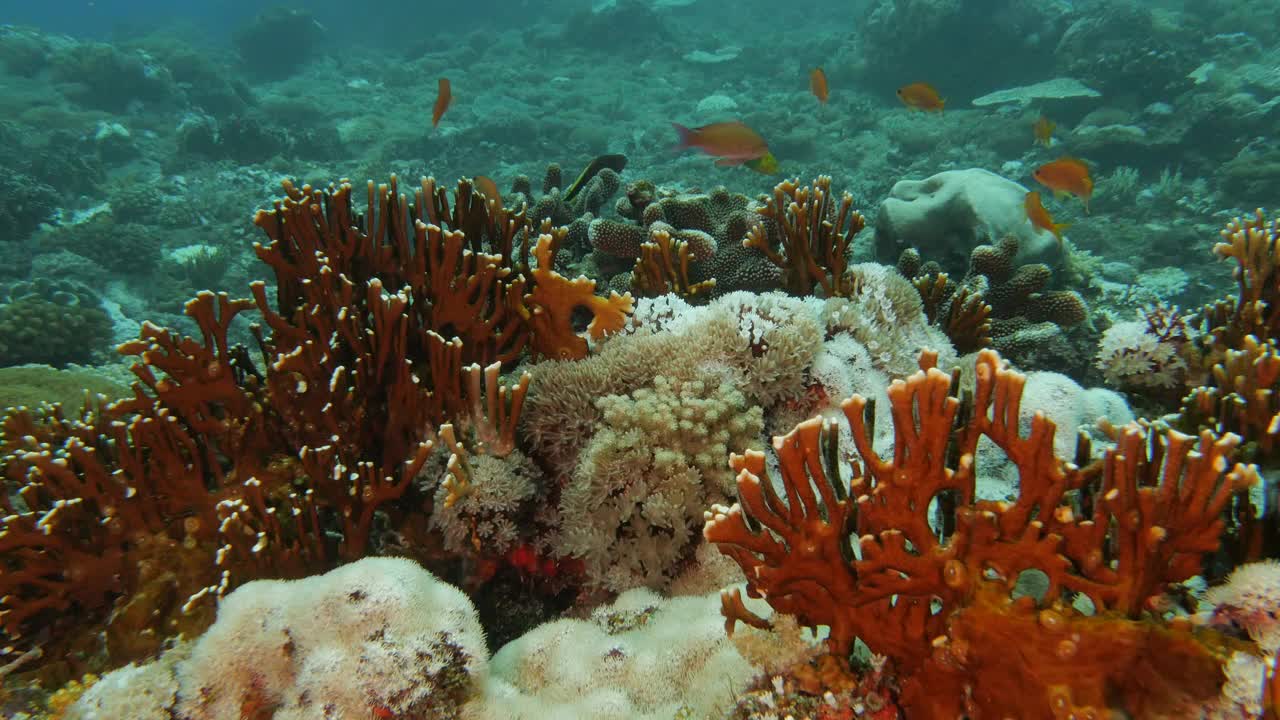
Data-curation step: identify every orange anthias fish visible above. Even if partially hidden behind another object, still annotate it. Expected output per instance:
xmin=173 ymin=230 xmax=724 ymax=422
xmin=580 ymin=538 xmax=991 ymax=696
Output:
xmin=432 ymin=77 xmax=452 ymax=128
xmin=473 ymin=174 xmax=501 ymax=211
xmin=1033 ymin=157 xmax=1093 ymax=212
xmin=1033 ymin=115 xmax=1056 ymax=147
xmin=897 ymin=82 xmax=945 ymax=112
xmin=810 ymin=67 xmax=829 ymax=104
xmin=1024 ymin=191 xmax=1069 ymax=247
xmin=672 ymin=121 xmax=778 ymax=174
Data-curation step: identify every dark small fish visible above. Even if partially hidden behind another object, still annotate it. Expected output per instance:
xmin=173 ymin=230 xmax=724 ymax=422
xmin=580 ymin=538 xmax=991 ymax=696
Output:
xmin=563 ymin=154 xmax=628 ymax=202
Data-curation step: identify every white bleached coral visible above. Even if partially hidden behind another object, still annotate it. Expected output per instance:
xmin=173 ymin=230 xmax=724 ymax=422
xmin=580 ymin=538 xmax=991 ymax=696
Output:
xmin=470 ymin=583 xmax=785 ymax=720
xmin=70 ymin=557 xmax=488 ymax=720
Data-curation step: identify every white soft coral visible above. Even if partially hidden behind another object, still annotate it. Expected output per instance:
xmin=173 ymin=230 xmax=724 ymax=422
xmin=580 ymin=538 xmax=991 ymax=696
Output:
xmin=1096 ymin=316 xmax=1192 ymax=390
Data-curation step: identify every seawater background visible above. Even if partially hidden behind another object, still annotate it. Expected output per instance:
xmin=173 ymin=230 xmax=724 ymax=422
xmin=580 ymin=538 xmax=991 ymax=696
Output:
xmin=0 ymin=0 xmax=1276 ymax=375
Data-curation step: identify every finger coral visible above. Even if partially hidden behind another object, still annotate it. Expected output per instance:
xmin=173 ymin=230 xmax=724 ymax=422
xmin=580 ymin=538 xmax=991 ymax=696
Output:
xmin=705 ymin=348 xmax=1260 ymax=718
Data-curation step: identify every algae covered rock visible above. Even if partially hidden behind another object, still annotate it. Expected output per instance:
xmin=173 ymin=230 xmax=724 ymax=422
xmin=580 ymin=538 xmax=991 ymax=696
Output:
xmin=0 ymin=364 xmax=127 ymax=410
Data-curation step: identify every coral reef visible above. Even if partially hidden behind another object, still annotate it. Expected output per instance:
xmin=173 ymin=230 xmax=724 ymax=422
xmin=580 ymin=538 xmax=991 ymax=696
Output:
xmin=706 ymin=349 xmax=1260 ymax=718
xmin=0 ymin=296 xmax=111 ymax=368
xmin=899 ymin=235 xmax=1088 ymax=371
xmin=1096 ymin=303 xmax=1198 ymax=401
xmin=0 ymin=174 xmax=629 ymax=680
xmin=596 ymin=182 xmax=780 ymax=295
xmin=745 ymin=175 xmax=865 ymax=297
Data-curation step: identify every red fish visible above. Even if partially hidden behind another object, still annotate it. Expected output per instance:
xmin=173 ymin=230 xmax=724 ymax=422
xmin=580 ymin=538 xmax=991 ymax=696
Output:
xmin=1033 ymin=157 xmax=1093 ymax=212
xmin=1024 ymin=191 xmax=1069 ymax=247
xmin=810 ymin=67 xmax=829 ymax=104
xmin=897 ymin=82 xmax=945 ymax=112
xmin=432 ymin=78 xmax=451 ymax=128
xmin=671 ymin=120 xmax=775 ymax=171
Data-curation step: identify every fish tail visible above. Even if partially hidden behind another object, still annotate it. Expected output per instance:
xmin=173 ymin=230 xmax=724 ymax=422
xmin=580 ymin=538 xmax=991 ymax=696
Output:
xmin=670 ymin=122 xmax=695 ymax=150
xmin=1054 ymin=222 xmax=1071 ymax=244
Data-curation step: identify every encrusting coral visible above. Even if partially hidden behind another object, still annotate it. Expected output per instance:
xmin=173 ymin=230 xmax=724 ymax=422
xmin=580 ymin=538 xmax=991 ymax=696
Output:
xmin=705 ymin=348 xmax=1262 ymax=718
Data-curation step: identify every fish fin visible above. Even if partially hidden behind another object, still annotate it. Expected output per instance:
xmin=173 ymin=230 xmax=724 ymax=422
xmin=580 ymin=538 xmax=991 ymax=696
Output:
xmin=1053 ymin=190 xmax=1068 ymax=201
xmin=715 ymin=157 xmax=746 ymax=167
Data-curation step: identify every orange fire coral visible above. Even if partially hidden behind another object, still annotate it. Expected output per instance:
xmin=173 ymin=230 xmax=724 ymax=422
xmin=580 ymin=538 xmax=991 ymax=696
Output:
xmin=745 ymin=176 xmax=865 ymax=297
xmin=0 ymin=173 xmax=590 ymax=681
xmin=705 ymin=349 xmax=1260 ymax=718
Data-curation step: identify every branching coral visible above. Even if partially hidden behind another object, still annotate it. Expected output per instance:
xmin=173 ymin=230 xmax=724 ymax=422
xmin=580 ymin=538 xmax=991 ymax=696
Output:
xmin=705 ymin=348 xmax=1260 ymax=718
xmin=745 ymin=176 xmax=865 ymax=297
xmin=629 ymin=226 xmax=717 ymax=301
xmin=1205 ymin=209 xmax=1280 ymax=351
xmin=898 ymin=236 xmax=1087 ymax=364
xmin=1181 ymin=211 xmax=1280 ymax=450
xmin=0 ymin=173 xmax=616 ymax=681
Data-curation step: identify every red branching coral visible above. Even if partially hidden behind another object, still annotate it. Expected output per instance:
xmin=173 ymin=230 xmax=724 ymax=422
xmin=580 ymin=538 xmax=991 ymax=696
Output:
xmin=745 ymin=176 xmax=865 ymax=297
xmin=0 ymin=174 xmax=593 ymax=680
xmin=706 ymin=349 xmax=1260 ymax=718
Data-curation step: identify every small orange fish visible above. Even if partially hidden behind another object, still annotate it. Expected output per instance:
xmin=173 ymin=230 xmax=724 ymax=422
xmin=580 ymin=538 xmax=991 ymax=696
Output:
xmin=473 ymin=174 xmax=502 ymax=211
xmin=432 ymin=77 xmax=452 ymax=128
xmin=810 ymin=67 xmax=829 ymax=104
xmin=672 ymin=120 xmax=775 ymax=171
xmin=1033 ymin=157 xmax=1093 ymax=212
xmin=1024 ymin=191 xmax=1069 ymax=247
xmin=1033 ymin=116 xmax=1056 ymax=148
xmin=897 ymin=82 xmax=945 ymax=112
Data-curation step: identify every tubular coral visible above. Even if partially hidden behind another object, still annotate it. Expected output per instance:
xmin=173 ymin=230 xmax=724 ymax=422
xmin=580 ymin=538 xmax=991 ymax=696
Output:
xmin=630 ymin=226 xmax=717 ymax=301
xmin=744 ymin=176 xmax=865 ymax=297
xmin=705 ymin=348 xmax=1260 ymax=718
xmin=1208 ymin=209 xmax=1280 ymax=349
